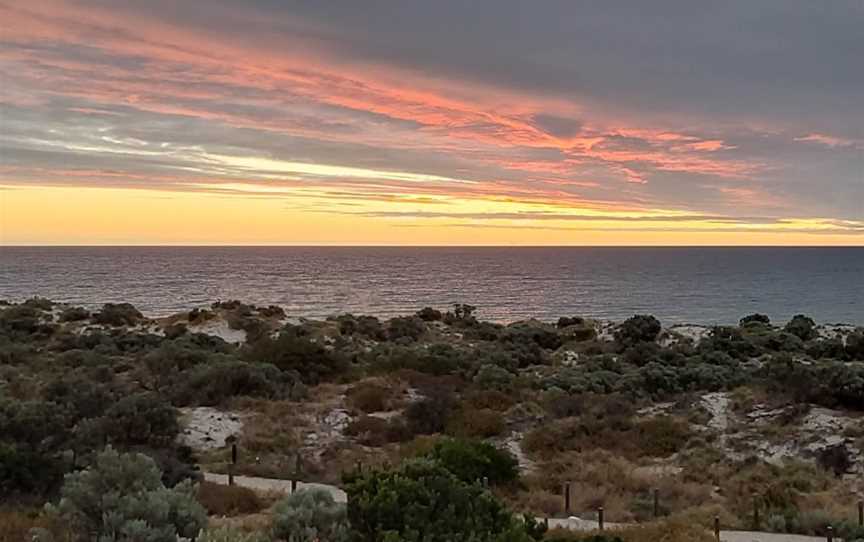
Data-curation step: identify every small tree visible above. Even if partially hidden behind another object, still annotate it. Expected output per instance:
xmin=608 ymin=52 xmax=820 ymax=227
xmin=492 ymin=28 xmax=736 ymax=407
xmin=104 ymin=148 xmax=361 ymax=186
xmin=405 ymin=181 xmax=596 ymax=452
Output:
xmin=740 ymin=313 xmax=771 ymax=327
xmin=784 ymin=314 xmax=817 ymax=341
xmin=424 ymin=438 xmax=519 ymax=486
xmin=614 ymin=315 xmax=662 ymax=347
xmin=345 ymin=459 xmax=541 ymax=542
xmin=54 ymin=448 xmax=206 ymax=542
xmin=270 ymin=488 xmax=349 ymax=542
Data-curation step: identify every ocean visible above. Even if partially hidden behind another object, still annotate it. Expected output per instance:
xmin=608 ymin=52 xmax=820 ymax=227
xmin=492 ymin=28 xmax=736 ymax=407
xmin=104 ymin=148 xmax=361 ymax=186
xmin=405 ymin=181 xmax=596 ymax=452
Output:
xmin=0 ymin=246 xmax=862 ymax=325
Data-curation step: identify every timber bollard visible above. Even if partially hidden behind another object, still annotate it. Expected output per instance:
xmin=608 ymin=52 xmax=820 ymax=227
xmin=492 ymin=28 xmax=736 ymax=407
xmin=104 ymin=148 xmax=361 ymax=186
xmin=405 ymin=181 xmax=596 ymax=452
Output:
xmin=598 ymin=507 xmax=604 ymax=531
xmin=482 ymin=476 xmax=489 ymax=487
xmin=859 ymin=499 xmax=863 ymax=527
xmin=653 ymin=488 xmax=659 ymax=518
xmin=714 ymin=515 xmax=720 ymax=541
xmin=544 ymin=517 xmax=549 ymax=530
xmin=291 ymin=479 xmax=298 ymax=493
xmin=564 ymin=482 xmax=571 ymax=515
xmin=231 ymin=443 xmax=237 ymax=465
xmin=826 ymin=525 xmax=833 ymax=542
xmin=227 ymin=464 xmax=234 ymax=486
xmin=753 ymin=496 xmax=760 ymax=529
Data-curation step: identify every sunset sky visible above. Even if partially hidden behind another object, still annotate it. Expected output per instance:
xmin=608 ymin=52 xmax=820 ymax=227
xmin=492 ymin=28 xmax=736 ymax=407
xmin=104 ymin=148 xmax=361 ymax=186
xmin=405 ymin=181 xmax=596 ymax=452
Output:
xmin=1 ymin=0 xmax=862 ymax=245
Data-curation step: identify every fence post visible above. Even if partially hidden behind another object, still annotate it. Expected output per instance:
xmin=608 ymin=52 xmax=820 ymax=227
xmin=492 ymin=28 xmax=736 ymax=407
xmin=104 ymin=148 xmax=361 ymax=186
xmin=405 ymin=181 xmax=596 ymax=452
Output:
xmin=753 ymin=496 xmax=759 ymax=529
xmin=859 ymin=499 xmax=863 ymax=527
xmin=827 ymin=525 xmax=833 ymax=542
xmin=290 ymin=479 xmax=298 ymax=493
xmin=564 ymin=482 xmax=571 ymax=515
xmin=714 ymin=515 xmax=720 ymax=542
xmin=227 ymin=463 xmax=234 ymax=486
xmin=231 ymin=443 xmax=237 ymax=465
xmin=544 ymin=517 xmax=549 ymax=530
xmin=653 ymin=488 xmax=659 ymax=518
xmin=598 ymin=507 xmax=604 ymax=531
xmin=482 ymin=476 xmax=489 ymax=487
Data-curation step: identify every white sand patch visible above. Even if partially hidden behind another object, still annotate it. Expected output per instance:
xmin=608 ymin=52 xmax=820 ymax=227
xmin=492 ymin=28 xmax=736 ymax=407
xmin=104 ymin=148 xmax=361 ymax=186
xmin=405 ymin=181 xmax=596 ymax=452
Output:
xmin=188 ymin=318 xmax=246 ymax=343
xmin=816 ymin=324 xmax=858 ymax=343
xmin=668 ymin=324 xmax=711 ymax=344
xmin=179 ymin=407 xmax=244 ymax=451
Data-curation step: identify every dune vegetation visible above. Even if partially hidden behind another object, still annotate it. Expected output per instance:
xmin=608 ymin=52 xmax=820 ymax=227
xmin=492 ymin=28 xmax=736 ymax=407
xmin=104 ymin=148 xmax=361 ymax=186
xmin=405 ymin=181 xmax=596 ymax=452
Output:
xmin=1 ymin=298 xmax=863 ymax=541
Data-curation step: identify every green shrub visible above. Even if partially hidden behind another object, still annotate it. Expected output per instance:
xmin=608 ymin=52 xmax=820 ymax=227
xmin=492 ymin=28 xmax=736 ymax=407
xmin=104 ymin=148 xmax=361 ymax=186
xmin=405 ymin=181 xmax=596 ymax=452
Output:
xmin=53 ymin=448 xmax=206 ymax=542
xmin=103 ymin=392 xmax=179 ymax=447
xmin=59 ymin=306 xmax=90 ymax=322
xmin=197 ymin=527 xmax=271 ymax=542
xmin=784 ymin=314 xmax=817 ymax=341
xmin=387 ymin=316 xmax=427 ymax=341
xmin=614 ymin=315 xmax=661 ymax=347
xmin=244 ymin=329 xmax=347 ymax=384
xmin=345 ymin=459 xmax=538 ymax=542
xmin=270 ymin=488 xmax=349 ymax=542
xmin=171 ymin=361 xmax=298 ymax=406
xmin=92 ymin=303 xmax=144 ymax=327
xmin=423 ymin=438 xmax=519 ymax=486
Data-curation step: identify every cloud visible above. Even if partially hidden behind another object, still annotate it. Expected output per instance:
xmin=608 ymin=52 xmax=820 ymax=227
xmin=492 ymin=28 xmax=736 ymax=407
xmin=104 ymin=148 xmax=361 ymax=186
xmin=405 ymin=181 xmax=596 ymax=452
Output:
xmin=0 ymin=0 xmax=862 ymax=242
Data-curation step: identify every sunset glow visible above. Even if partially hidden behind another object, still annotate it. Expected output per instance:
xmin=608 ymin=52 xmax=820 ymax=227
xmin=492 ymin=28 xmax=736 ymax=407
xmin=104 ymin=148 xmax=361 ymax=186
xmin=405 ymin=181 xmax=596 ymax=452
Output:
xmin=1 ymin=1 xmax=862 ymax=245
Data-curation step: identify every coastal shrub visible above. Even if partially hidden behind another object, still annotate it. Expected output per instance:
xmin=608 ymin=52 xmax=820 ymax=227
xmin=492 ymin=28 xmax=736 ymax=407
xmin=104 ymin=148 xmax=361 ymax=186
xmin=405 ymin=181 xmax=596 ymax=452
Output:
xmin=344 ymin=415 xmax=410 ymax=446
xmin=59 ymin=306 xmax=90 ymax=322
xmin=0 ymin=443 xmax=65 ymax=495
xmin=501 ymin=323 xmax=563 ymax=350
xmin=245 ymin=328 xmax=347 ymax=384
xmin=446 ymin=407 xmax=506 ymax=438
xmin=386 ymin=315 xmax=426 ymax=342
xmin=92 ymin=303 xmax=143 ymax=327
xmin=740 ymin=313 xmax=771 ymax=327
xmin=404 ymin=389 xmax=454 ymax=436
xmin=474 ymin=363 xmax=517 ymax=391
xmin=423 ymin=438 xmax=519 ymax=485
xmin=196 ymin=481 xmax=262 ymax=516
xmin=270 ymin=488 xmax=349 ymax=542
xmin=785 ymin=314 xmax=817 ymax=341
xmin=416 ymin=307 xmax=443 ymax=321
xmin=52 ymin=448 xmax=206 ymax=542
xmin=614 ymin=315 xmax=661 ymax=347
xmin=345 ymin=459 xmax=539 ymax=542
xmin=171 ymin=361 xmax=296 ymax=406
xmin=103 ymin=392 xmax=179 ymax=448
xmin=846 ymin=331 xmax=864 ymax=360
xmin=346 ymin=381 xmax=393 ymax=413
xmin=335 ymin=314 xmax=385 ymax=340
xmin=816 ymin=443 xmax=854 ymax=477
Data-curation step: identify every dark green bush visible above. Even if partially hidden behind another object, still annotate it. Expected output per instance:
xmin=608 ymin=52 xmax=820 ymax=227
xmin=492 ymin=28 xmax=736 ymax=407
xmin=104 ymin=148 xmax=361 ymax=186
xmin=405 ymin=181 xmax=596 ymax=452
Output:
xmin=244 ymin=327 xmax=347 ymax=384
xmin=423 ymin=438 xmax=519 ymax=486
xmin=92 ymin=303 xmax=143 ymax=327
xmin=785 ymin=314 xmax=817 ymax=341
xmin=345 ymin=459 xmax=539 ymax=542
xmin=614 ymin=315 xmax=661 ymax=347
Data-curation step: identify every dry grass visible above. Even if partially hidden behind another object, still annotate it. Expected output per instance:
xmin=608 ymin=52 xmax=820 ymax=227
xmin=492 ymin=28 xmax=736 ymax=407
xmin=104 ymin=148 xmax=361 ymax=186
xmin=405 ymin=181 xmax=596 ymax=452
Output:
xmin=545 ymin=518 xmax=715 ymax=542
xmin=0 ymin=508 xmax=73 ymax=542
xmin=197 ymin=481 xmax=264 ymax=517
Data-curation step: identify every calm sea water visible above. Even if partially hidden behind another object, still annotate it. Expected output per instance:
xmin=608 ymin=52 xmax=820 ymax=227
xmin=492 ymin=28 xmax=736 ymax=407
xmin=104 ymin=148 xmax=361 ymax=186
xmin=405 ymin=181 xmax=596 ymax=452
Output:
xmin=0 ymin=247 xmax=862 ymax=325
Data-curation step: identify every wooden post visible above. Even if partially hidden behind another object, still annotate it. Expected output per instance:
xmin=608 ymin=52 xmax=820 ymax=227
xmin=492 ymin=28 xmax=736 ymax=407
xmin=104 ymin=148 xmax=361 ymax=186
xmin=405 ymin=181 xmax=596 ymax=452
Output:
xmin=564 ymin=482 xmax=571 ymax=515
xmin=291 ymin=479 xmax=298 ymax=493
xmin=859 ymin=499 xmax=863 ymax=527
xmin=482 ymin=476 xmax=489 ymax=487
xmin=598 ymin=507 xmax=604 ymax=531
xmin=231 ymin=443 xmax=237 ymax=465
xmin=653 ymin=488 xmax=660 ymax=518
xmin=356 ymin=460 xmax=362 ymax=473
xmin=544 ymin=517 xmax=549 ymax=530
xmin=753 ymin=496 xmax=759 ymax=529
xmin=826 ymin=525 xmax=833 ymax=542
xmin=714 ymin=515 xmax=720 ymax=541
xmin=227 ymin=464 xmax=234 ymax=486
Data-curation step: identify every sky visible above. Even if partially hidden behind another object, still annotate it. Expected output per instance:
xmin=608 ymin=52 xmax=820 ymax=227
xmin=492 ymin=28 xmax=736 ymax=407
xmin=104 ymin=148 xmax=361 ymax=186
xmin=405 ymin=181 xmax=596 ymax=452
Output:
xmin=1 ymin=0 xmax=862 ymax=245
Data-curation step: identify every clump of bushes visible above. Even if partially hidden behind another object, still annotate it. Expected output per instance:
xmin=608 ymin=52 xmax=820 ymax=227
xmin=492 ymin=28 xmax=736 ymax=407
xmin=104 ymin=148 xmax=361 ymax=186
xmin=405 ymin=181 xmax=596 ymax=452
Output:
xmin=422 ymin=438 xmax=519 ymax=486
xmin=271 ymin=488 xmax=349 ymax=542
xmin=614 ymin=315 xmax=661 ymax=347
xmin=51 ymin=448 xmax=206 ymax=542
xmin=345 ymin=459 xmax=542 ymax=542
xmin=92 ymin=303 xmax=143 ymax=327
xmin=196 ymin=481 xmax=263 ymax=516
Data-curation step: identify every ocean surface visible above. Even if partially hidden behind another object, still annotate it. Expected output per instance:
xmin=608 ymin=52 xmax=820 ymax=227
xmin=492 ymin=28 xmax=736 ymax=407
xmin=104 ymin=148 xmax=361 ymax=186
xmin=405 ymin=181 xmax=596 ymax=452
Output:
xmin=0 ymin=246 xmax=862 ymax=325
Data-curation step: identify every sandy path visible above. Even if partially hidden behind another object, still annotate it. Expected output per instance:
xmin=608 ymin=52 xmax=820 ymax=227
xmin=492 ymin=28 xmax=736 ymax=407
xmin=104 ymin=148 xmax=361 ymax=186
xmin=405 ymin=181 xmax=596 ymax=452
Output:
xmin=203 ymin=472 xmax=347 ymax=503
xmin=203 ymin=473 xmax=831 ymax=541
xmin=721 ymin=532 xmax=828 ymax=542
